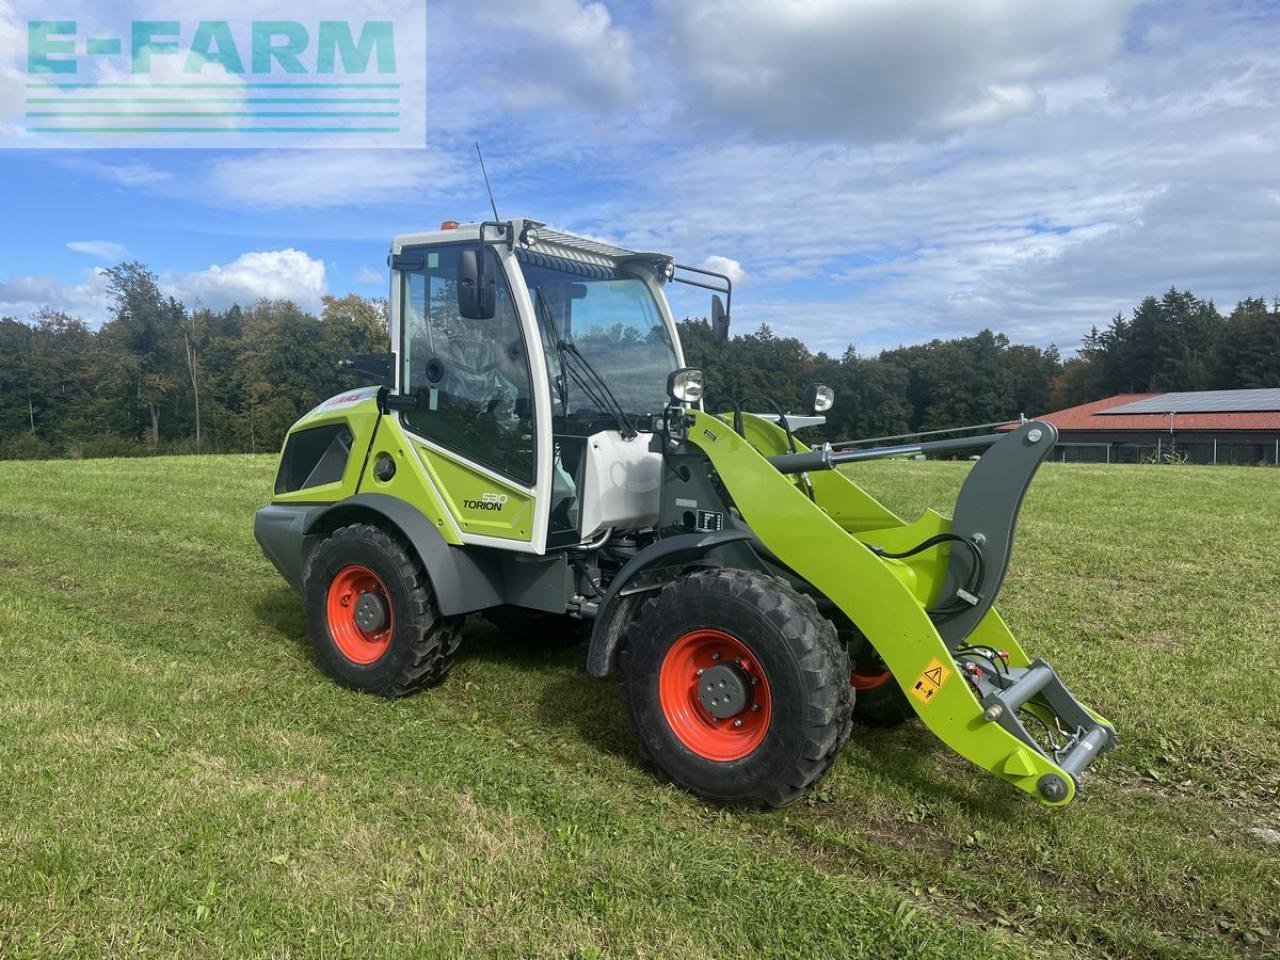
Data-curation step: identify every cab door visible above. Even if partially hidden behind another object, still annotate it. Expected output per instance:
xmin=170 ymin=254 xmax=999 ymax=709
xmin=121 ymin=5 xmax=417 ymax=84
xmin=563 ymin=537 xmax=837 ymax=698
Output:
xmin=393 ymin=242 xmax=547 ymax=549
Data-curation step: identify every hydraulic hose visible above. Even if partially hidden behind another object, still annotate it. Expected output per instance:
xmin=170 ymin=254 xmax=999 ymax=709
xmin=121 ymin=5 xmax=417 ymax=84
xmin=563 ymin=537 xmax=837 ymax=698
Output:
xmin=872 ymin=533 xmax=985 ymax=618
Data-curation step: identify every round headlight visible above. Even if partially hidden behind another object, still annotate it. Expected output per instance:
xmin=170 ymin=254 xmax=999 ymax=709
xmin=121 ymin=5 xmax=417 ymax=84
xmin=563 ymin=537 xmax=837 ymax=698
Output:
xmin=667 ymin=367 xmax=704 ymax=404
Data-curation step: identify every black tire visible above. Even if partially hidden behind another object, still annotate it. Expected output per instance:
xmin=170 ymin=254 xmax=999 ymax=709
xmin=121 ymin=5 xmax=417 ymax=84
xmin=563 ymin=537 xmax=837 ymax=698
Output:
xmin=303 ymin=523 xmax=462 ymax=698
xmin=483 ymin=606 xmax=588 ymax=648
xmin=851 ymin=668 xmax=915 ymax=728
xmin=619 ymin=568 xmax=853 ymax=809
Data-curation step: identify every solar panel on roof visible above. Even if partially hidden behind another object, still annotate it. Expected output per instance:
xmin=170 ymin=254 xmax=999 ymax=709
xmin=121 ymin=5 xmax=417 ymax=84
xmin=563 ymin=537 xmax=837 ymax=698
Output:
xmin=1101 ymin=389 xmax=1280 ymax=414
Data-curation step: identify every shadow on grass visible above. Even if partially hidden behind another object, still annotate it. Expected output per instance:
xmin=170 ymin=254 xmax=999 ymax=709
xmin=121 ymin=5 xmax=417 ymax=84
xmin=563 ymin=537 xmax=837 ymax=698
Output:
xmin=254 ymin=586 xmax=307 ymax=648
xmin=252 ymin=588 xmax=596 ymax=686
xmin=451 ymin=620 xmax=1043 ymax=807
xmin=458 ymin=619 xmax=649 ymax=770
xmin=535 ymin=672 xmax=648 ymax=770
xmin=841 ymin=724 xmax=1027 ymax=822
xmin=249 ymin=595 xmax=1026 ymax=808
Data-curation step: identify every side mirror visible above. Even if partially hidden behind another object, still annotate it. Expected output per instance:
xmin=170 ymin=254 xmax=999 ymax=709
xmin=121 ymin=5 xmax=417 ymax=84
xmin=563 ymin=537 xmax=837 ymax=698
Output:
xmin=338 ymin=353 xmax=394 ymax=387
xmin=457 ymin=247 xmax=496 ymax=320
xmin=711 ymin=294 xmax=730 ymax=342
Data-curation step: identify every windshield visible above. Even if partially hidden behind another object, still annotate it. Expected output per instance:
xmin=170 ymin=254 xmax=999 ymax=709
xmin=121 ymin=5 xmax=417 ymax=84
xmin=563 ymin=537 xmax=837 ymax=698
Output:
xmin=521 ymin=260 xmax=678 ymax=420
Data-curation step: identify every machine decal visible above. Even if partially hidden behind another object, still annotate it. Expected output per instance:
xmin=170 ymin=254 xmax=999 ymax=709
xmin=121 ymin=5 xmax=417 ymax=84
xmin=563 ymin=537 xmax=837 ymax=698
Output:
xmin=323 ymin=388 xmax=379 ymax=410
xmin=696 ymin=510 xmax=724 ymax=532
xmin=909 ymin=657 xmax=952 ymax=706
xmin=463 ymin=492 xmax=508 ymax=512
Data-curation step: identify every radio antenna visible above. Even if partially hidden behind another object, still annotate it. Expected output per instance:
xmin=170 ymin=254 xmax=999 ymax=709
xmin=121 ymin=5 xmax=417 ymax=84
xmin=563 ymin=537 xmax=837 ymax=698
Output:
xmin=475 ymin=142 xmax=500 ymax=221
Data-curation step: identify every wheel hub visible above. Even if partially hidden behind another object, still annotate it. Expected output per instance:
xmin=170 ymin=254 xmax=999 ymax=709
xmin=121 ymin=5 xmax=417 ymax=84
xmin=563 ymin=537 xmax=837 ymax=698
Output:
xmin=325 ymin=564 xmax=394 ymax=666
xmin=697 ymin=662 xmax=751 ymax=719
xmin=657 ymin=628 xmax=773 ymax=762
xmin=353 ymin=591 xmax=389 ymax=633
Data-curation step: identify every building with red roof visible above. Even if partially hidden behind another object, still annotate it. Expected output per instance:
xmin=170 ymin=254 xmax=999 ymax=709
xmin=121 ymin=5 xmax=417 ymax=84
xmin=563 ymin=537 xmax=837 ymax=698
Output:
xmin=1018 ymin=389 xmax=1280 ymax=465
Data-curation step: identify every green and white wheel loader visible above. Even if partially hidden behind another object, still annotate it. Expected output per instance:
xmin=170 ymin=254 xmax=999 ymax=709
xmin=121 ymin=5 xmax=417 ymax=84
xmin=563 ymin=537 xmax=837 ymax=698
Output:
xmin=255 ymin=218 xmax=1115 ymax=809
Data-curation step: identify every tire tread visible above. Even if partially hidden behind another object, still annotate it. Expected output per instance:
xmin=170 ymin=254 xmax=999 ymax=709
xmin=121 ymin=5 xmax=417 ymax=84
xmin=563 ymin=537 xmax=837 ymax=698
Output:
xmin=621 ymin=568 xmax=853 ymax=809
xmin=303 ymin=523 xmax=462 ymax=698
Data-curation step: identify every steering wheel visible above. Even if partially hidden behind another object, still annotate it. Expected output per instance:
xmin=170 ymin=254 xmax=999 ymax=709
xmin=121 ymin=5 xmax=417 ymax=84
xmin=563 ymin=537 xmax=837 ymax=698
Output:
xmin=432 ymin=337 xmax=502 ymax=377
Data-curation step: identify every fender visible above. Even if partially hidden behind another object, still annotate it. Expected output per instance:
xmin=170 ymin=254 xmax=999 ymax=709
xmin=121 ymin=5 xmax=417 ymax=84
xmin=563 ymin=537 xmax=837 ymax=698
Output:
xmin=303 ymin=493 xmax=504 ymax=616
xmin=585 ymin=529 xmax=758 ymax=678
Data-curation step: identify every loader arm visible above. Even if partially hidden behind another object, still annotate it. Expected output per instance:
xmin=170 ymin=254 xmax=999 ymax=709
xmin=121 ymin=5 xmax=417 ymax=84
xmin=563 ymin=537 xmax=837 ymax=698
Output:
xmin=685 ymin=409 xmax=1115 ymax=806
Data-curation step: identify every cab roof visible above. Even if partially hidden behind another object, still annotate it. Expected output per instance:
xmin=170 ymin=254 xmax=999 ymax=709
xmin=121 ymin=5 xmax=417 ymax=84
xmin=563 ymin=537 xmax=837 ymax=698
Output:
xmin=391 ymin=218 xmax=674 ymax=275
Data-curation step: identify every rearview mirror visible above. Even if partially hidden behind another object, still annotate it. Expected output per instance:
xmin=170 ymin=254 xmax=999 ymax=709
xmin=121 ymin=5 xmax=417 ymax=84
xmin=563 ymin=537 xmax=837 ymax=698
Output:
xmin=338 ymin=353 xmax=394 ymax=387
xmin=711 ymin=294 xmax=730 ymax=342
xmin=457 ymin=247 xmax=496 ymax=320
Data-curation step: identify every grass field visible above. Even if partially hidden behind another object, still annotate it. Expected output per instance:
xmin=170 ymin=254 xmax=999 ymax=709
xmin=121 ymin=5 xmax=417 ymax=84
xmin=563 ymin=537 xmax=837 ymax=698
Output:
xmin=0 ymin=455 xmax=1277 ymax=959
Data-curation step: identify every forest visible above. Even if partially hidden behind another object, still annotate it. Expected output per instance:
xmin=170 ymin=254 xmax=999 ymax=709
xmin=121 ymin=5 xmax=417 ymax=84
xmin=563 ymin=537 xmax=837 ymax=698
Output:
xmin=1 ymin=261 xmax=1277 ymax=459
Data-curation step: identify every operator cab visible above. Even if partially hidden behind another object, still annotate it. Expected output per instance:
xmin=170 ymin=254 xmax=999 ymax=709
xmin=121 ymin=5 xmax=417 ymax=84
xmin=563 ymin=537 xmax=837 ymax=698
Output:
xmin=387 ymin=218 xmax=732 ymax=552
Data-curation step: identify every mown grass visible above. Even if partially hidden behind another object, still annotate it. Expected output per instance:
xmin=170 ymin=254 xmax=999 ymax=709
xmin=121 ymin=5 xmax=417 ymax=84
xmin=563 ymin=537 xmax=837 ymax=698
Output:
xmin=0 ymin=455 xmax=1276 ymax=959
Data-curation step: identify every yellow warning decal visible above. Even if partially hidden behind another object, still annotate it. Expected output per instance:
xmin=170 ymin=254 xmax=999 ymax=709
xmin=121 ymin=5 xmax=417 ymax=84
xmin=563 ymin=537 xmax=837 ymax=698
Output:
xmin=908 ymin=657 xmax=952 ymax=707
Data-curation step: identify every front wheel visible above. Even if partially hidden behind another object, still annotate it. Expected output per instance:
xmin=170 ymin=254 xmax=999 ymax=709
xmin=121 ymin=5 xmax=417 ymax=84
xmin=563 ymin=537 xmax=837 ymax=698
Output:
xmin=303 ymin=523 xmax=462 ymax=698
xmin=620 ymin=569 xmax=853 ymax=809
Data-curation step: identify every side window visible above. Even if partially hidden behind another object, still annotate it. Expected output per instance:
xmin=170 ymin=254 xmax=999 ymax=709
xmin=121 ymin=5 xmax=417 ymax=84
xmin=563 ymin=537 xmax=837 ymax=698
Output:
xmin=400 ymin=246 xmax=536 ymax=485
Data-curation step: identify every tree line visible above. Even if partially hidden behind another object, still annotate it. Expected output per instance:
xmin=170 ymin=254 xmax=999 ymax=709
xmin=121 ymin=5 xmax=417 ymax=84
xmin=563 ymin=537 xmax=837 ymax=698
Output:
xmin=0 ymin=263 xmax=389 ymax=459
xmin=682 ymin=288 xmax=1279 ymax=444
xmin=1 ymin=262 xmax=1277 ymax=460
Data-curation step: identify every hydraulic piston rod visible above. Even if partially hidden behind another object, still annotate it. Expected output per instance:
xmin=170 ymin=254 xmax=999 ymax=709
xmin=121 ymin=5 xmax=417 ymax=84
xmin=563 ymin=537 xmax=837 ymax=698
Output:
xmin=769 ymin=433 xmax=1003 ymax=474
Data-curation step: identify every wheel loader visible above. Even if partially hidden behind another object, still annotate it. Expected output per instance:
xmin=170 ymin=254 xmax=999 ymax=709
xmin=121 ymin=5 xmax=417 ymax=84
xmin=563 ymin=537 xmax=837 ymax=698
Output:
xmin=255 ymin=218 xmax=1115 ymax=809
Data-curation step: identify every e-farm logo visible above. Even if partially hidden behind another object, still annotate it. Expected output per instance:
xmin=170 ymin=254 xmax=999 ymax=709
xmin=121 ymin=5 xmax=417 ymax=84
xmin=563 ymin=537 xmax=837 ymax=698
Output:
xmin=462 ymin=493 xmax=509 ymax=513
xmin=3 ymin=1 xmax=426 ymax=149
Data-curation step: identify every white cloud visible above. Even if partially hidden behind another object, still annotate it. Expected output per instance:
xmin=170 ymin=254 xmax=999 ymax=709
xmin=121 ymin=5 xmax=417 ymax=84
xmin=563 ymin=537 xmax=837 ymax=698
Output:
xmin=701 ymin=255 xmax=746 ymax=285
xmin=3 ymin=250 xmax=332 ymax=324
xmin=0 ymin=269 xmax=110 ymax=323
xmin=652 ymin=0 xmax=1136 ymax=142
xmin=67 ymin=241 xmax=128 ymax=260
xmin=937 ymin=83 xmax=1041 ymax=130
xmin=520 ymin=2 xmax=1280 ymax=354
xmin=0 ymin=2 xmax=26 ymax=138
xmin=469 ymin=0 xmax=637 ymax=108
xmin=61 ymin=158 xmax=174 ymax=187
xmin=167 ymin=249 xmax=328 ymax=312
xmin=203 ymin=149 xmax=471 ymax=209
xmin=355 ymin=266 xmax=385 ymax=284
xmin=29 ymin=0 xmax=1280 ymax=360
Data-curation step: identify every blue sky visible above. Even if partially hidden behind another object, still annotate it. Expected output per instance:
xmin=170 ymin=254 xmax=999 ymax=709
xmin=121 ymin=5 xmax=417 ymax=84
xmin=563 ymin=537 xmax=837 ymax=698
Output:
xmin=2 ymin=0 xmax=1279 ymax=355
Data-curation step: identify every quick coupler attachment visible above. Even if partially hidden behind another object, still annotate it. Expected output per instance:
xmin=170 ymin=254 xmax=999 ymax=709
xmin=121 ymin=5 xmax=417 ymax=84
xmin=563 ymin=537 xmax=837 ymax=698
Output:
xmin=959 ymin=655 xmax=1117 ymax=800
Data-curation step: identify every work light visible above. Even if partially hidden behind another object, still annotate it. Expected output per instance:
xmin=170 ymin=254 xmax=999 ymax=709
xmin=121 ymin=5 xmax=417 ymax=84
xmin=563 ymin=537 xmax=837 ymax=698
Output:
xmin=667 ymin=367 xmax=704 ymax=404
xmin=804 ymin=383 xmax=835 ymax=414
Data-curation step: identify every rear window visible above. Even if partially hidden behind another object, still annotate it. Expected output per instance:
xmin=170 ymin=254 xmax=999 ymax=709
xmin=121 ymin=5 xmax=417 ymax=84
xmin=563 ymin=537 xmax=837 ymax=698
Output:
xmin=275 ymin=423 xmax=353 ymax=494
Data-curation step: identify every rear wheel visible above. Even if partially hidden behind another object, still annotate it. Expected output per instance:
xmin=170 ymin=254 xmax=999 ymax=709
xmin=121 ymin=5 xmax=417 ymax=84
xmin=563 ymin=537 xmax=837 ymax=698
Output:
xmin=303 ymin=523 xmax=462 ymax=697
xmin=620 ymin=569 xmax=853 ymax=808
xmin=851 ymin=660 xmax=915 ymax=728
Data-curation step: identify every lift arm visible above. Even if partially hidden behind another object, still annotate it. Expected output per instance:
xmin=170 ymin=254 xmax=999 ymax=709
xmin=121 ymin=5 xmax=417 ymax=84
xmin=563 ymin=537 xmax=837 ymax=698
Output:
xmin=684 ymin=409 xmax=1116 ymax=805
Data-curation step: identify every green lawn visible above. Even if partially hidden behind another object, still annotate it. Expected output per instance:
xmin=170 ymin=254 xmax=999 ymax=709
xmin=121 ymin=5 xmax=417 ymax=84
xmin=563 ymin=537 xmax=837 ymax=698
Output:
xmin=0 ymin=455 xmax=1277 ymax=959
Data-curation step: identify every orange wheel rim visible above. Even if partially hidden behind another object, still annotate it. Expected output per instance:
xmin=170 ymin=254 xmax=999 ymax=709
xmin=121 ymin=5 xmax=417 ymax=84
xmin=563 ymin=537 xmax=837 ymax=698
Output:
xmin=326 ymin=564 xmax=393 ymax=665
xmin=851 ymin=664 xmax=893 ymax=690
xmin=657 ymin=628 xmax=772 ymax=761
